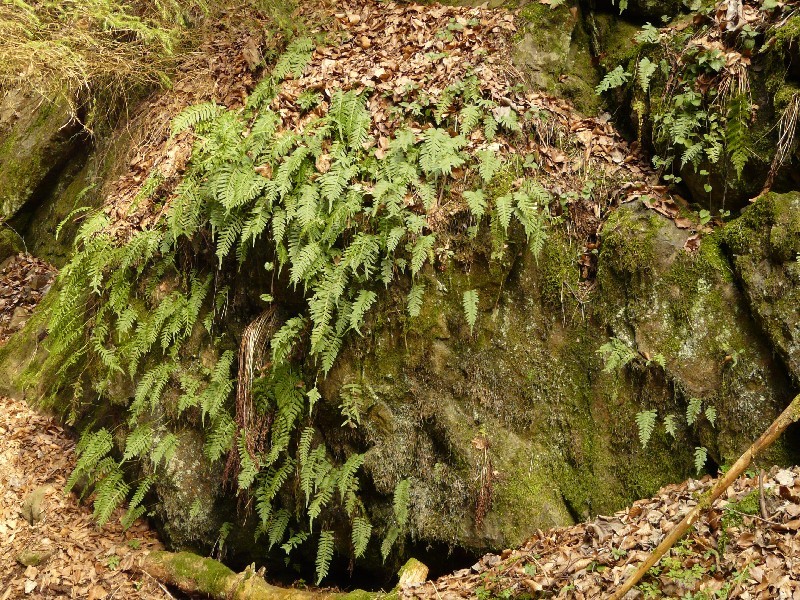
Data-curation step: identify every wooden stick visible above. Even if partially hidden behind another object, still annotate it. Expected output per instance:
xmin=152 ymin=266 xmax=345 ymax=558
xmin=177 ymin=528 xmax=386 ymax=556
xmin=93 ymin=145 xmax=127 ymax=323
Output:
xmin=610 ymin=392 xmax=800 ymax=600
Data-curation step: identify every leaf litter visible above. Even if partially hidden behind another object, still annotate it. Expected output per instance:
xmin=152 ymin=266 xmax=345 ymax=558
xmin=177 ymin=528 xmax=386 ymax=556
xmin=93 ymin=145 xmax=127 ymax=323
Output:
xmin=92 ymin=0 xmax=705 ymax=279
xmin=0 ymin=395 xmax=170 ymax=599
xmin=402 ymin=467 xmax=800 ymax=598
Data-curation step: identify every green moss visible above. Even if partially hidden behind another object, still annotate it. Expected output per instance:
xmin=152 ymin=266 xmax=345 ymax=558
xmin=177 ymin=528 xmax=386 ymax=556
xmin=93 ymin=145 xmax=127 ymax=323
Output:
xmin=513 ymin=3 xmax=601 ymax=115
xmin=774 ymin=82 xmax=800 ymax=111
xmin=537 ymin=230 xmax=580 ymax=311
xmin=598 ymin=207 xmax=660 ymax=283
xmin=774 ymin=15 xmax=800 ymax=53
xmin=169 ymin=551 xmax=235 ymax=597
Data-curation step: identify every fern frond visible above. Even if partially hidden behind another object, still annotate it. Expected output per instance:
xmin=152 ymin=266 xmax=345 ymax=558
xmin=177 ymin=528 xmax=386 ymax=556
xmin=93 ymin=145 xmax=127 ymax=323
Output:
xmin=352 ymin=516 xmax=372 ymax=559
xmin=315 ymin=531 xmax=335 ymax=584
xmin=635 ymin=410 xmax=657 ymax=448
xmin=462 ymin=290 xmax=479 ymax=334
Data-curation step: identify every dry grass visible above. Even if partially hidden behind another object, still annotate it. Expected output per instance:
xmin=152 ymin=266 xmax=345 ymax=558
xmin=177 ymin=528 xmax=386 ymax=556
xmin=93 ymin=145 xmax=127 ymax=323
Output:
xmin=0 ymin=0 xmax=299 ymax=132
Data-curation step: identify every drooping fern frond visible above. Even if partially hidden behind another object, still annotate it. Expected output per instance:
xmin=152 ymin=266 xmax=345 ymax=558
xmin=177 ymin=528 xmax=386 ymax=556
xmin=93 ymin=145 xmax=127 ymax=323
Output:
xmin=352 ymin=516 xmax=372 ymax=559
xmin=93 ymin=468 xmax=130 ymax=526
xmin=393 ymin=478 xmax=411 ymax=528
xmin=725 ymin=94 xmax=750 ymax=179
xmin=694 ymin=446 xmax=708 ymax=475
xmin=635 ymin=410 xmax=658 ymax=449
xmin=637 ymin=57 xmax=657 ymax=93
xmin=686 ymin=397 xmax=703 ymax=426
xmin=315 ymin=530 xmax=335 ymax=584
xmin=462 ymin=290 xmax=479 ymax=334
xmin=407 ymin=282 xmax=425 ymax=318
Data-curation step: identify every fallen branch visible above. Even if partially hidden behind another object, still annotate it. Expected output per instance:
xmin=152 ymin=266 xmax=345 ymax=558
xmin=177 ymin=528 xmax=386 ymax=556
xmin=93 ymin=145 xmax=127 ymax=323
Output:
xmin=143 ymin=550 xmax=427 ymax=600
xmin=610 ymin=392 xmax=800 ymax=599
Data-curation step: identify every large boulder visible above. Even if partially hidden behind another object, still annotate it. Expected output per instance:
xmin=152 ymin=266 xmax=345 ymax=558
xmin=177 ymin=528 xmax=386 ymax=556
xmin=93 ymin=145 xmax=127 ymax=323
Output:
xmin=723 ymin=192 xmax=800 ymax=384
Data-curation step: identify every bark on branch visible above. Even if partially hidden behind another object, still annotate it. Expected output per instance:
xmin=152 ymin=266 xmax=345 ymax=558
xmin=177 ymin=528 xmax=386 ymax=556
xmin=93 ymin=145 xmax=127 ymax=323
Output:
xmin=610 ymin=392 xmax=800 ymax=600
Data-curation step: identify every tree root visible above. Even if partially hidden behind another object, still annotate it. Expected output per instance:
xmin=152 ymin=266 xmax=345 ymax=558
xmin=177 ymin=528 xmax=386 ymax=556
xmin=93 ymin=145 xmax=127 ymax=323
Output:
xmin=142 ymin=550 xmax=427 ymax=599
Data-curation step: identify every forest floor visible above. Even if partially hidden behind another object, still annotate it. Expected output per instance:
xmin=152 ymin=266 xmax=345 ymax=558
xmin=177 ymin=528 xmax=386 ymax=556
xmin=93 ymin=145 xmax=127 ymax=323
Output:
xmin=0 ymin=393 xmax=173 ymax=600
xmin=403 ymin=469 xmax=800 ymax=599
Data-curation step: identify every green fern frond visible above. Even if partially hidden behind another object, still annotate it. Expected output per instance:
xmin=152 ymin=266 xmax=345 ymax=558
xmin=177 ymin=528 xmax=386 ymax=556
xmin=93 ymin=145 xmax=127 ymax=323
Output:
xmin=171 ymin=102 xmax=223 ymax=135
xmin=315 ymin=531 xmax=335 ymax=584
xmin=407 ymin=282 xmax=425 ymax=317
xmin=462 ymin=290 xmax=479 ymax=334
xmin=635 ymin=410 xmax=657 ymax=448
xmin=694 ymin=446 xmax=708 ymax=475
xmin=686 ymin=397 xmax=703 ymax=426
xmin=393 ymin=479 xmax=411 ymax=528
xmin=352 ymin=516 xmax=372 ymax=559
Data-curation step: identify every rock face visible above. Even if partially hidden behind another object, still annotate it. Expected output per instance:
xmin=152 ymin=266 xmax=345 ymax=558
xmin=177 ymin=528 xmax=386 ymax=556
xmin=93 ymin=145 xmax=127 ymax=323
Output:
xmin=0 ymin=91 xmax=86 ymax=222
xmin=723 ymin=193 xmax=800 ymax=384
xmin=0 ymin=2 xmax=799 ymax=582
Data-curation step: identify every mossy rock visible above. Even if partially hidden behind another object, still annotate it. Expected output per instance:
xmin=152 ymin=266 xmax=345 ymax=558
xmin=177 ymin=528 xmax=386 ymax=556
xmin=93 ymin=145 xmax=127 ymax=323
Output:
xmin=513 ymin=2 xmax=601 ymax=115
xmin=0 ymin=90 xmax=87 ymax=223
xmin=722 ymin=192 xmax=800 ymax=384
xmin=598 ymin=201 xmax=798 ymax=464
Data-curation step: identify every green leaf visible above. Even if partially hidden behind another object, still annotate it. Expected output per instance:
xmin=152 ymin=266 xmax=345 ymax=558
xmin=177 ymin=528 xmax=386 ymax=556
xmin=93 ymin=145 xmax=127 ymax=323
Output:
xmin=407 ymin=282 xmax=425 ymax=318
xmin=352 ymin=516 xmax=372 ymax=559
xmin=664 ymin=414 xmax=677 ymax=437
xmin=315 ymin=530 xmax=335 ymax=584
xmin=462 ymin=289 xmax=479 ymax=334
xmin=463 ymin=189 xmax=487 ymax=219
xmin=694 ymin=446 xmax=708 ymax=475
xmin=637 ymin=57 xmax=657 ymax=93
xmin=705 ymin=406 xmax=717 ymax=428
xmin=595 ymin=66 xmax=630 ymax=94
xmin=686 ymin=397 xmax=703 ymax=426
xmin=635 ymin=410 xmax=658 ymax=448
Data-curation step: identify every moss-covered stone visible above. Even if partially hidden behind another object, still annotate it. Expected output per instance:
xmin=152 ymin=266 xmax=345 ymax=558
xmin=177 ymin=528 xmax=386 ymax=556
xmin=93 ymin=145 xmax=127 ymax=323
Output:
xmin=0 ymin=90 xmax=86 ymax=222
xmin=598 ymin=202 xmax=797 ymax=465
xmin=513 ymin=2 xmax=601 ymax=115
xmin=722 ymin=192 xmax=800 ymax=384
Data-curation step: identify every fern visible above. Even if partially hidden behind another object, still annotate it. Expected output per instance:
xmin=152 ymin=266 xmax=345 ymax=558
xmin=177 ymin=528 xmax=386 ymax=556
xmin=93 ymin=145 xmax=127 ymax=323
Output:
xmin=462 ymin=290 xmax=479 ymax=334
xmin=315 ymin=530 xmax=335 ymax=584
xmin=686 ymin=397 xmax=703 ymax=426
xmin=352 ymin=516 xmax=372 ymax=558
xmin=122 ymin=424 xmax=154 ymax=462
xmin=595 ymin=66 xmax=630 ymax=94
xmin=463 ymin=189 xmax=487 ymax=219
xmin=393 ymin=478 xmax=411 ymax=528
xmin=494 ymin=194 xmax=514 ymax=232
xmin=407 ymin=282 xmax=425 ymax=318
xmin=93 ymin=468 xmax=130 ymax=526
xmin=381 ymin=525 xmax=400 ymax=562
xmin=410 ymin=235 xmax=435 ymax=276
xmin=459 ymin=104 xmax=483 ymax=135
xmin=726 ymin=95 xmax=750 ymax=179
xmin=635 ymin=410 xmax=658 ymax=448
xmin=664 ymin=414 xmax=678 ymax=438
xmin=597 ymin=338 xmax=637 ymax=373
xmin=704 ymin=406 xmax=717 ymax=428
xmin=694 ymin=446 xmax=708 ymax=475
xmin=171 ymin=102 xmax=223 ymax=135
xmin=419 ymin=128 xmax=466 ymax=177
xmin=476 ymin=149 xmax=501 ymax=183
xmin=637 ymin=57 xmax=657 ymax=93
